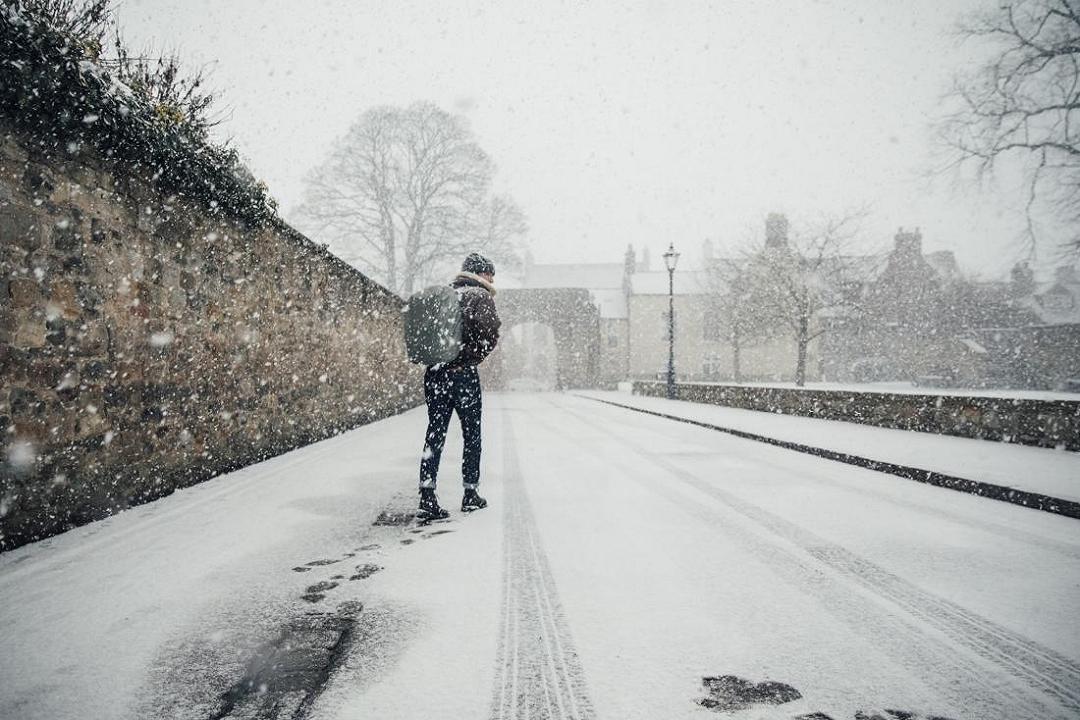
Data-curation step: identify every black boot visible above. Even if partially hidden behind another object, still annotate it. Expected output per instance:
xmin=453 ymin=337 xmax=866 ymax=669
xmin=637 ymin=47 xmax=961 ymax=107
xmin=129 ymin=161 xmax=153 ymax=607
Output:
xmin=461 ymin=488 xmax=488 ymax=512
xmin=418 ymin=488 xmax=449 ymax=520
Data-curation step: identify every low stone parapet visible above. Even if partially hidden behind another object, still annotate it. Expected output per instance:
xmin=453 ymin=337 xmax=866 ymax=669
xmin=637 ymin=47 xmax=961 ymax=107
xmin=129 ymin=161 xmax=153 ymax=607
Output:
xmin=632 ymin=382 xmax=1080 ymax=451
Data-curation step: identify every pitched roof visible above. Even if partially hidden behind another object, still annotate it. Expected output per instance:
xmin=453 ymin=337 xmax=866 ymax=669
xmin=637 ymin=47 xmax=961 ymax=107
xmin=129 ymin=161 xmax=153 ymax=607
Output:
xmin=516 ymin=263 xmax=629 ymax=319
xmin=523 ymin=263 xmax=624 ymax=289
xmin=1024 ymin=280 xmax=1080 ymax=324
xmin=925 ymin=251 xmax=960 ymax=283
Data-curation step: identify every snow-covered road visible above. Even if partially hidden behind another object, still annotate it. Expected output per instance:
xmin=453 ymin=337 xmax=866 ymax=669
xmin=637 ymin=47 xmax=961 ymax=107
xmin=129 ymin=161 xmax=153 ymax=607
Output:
xmin=2 ymin=393 xmax=1078 ymax=720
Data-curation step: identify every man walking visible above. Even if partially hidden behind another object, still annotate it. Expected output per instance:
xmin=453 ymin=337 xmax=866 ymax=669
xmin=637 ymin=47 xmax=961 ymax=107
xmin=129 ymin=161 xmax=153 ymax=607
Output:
xmin=418 ymin=253 xmax=501 ymax=520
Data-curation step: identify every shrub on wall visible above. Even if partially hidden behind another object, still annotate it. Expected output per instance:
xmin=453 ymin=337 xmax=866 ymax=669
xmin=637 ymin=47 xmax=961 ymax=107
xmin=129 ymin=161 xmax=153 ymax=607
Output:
xmin=1 ymin=1 xmax=278 ymax=226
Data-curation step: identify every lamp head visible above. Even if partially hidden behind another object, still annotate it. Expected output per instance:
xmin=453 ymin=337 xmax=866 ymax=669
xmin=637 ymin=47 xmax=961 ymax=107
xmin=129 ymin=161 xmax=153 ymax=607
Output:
xmin=662 ymin=243 xmax=680 ymax=272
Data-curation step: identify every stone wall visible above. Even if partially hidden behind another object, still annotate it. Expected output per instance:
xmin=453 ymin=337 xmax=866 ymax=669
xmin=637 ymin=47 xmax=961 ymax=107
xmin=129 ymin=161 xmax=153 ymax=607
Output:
xmin=633 ymin=381 xmax=1080 ymax=451
xmin=0 ymin=127 xmax=421 ymax=550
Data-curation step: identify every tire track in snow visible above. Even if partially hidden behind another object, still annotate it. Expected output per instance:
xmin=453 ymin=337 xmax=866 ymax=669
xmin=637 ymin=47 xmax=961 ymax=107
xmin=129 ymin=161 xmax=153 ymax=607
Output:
xmin=489 ymin=409 xmax=595 ymax=720
xmin=543 ymin=398 xmax=1079 ymax=720
xmin=645 ymin=450 xmax=1080 ymax=712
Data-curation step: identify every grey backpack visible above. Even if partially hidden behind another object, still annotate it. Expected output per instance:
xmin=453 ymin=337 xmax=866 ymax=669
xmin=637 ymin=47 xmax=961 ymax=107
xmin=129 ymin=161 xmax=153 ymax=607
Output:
xmin=404 ymin=285 xmax=463 ymax=365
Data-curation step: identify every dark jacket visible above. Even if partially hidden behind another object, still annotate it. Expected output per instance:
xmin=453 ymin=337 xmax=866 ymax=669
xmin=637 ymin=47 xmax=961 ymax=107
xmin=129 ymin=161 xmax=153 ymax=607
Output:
xmin=450 ymin=272 xmax=500 ymax=367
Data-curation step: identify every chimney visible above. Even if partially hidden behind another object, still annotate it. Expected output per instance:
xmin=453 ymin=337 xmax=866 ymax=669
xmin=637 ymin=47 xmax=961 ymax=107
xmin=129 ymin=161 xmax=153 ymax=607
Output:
xmin=1011 ymin=261 xmax=1035 ymax=297
xmin=893 ymin=227 xmax=923 ymax=257
xmin=640 ymin=246 xmax=652 ymax=271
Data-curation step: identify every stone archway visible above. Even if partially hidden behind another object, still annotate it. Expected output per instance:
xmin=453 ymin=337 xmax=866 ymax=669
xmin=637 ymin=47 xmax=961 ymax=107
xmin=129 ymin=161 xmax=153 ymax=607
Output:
xmin=486 ymin=288 xmax=602 ymax=389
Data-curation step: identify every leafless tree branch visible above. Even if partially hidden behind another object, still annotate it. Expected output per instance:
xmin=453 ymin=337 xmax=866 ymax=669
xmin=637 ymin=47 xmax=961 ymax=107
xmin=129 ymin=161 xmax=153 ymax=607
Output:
xmin=708 ymin=211 xmax=869 ymax=386
xmin=293 ymin=103 xmax=525 ymax=295
xmin=939 ymin=0 xmax=1080 ymax=256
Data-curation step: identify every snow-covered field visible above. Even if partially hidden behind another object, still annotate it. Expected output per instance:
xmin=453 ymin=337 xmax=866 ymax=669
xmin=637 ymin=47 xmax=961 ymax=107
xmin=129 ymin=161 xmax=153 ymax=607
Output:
xmin=1 ymin=393 xmax=1078 ymax=720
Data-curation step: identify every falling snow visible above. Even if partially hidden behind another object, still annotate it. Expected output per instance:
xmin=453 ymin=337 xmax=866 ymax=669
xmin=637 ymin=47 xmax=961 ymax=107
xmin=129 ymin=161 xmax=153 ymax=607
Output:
xmin=1 ymin=2 xmax=1079 ymax=720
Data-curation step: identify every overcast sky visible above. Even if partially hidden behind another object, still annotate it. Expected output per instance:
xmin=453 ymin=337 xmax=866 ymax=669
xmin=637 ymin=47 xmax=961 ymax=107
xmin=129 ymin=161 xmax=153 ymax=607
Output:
xmin=116 ymin=0 xmax=1056 ymax=279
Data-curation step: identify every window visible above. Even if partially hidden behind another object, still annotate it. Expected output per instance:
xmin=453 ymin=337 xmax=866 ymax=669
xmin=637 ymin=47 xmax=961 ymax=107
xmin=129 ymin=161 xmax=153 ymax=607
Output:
xmin=703 ymin=312 xmax=722 ymax=341
xmin=702 ymin=352 xmax=724 ymax=378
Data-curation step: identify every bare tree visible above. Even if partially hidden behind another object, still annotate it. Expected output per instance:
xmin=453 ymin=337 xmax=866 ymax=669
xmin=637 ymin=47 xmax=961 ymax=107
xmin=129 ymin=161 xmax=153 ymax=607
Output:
xmin=740 ymin=213 xmax=865 ymax=386
xmin=471 ymin=194 xmax=528 ymax=273
xmin=295 ymin=102 xmax=524 ymax=295
xmin=940 ymin=0 xmax=1080 ymax=256
xmin=705 ymin=257 xmax=770 ymax=383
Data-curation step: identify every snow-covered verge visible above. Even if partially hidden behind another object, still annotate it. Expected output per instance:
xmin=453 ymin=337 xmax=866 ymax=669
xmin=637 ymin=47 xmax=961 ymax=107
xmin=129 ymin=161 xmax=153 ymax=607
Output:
xmin=580 ymin=391 xmax=1080 ymax=502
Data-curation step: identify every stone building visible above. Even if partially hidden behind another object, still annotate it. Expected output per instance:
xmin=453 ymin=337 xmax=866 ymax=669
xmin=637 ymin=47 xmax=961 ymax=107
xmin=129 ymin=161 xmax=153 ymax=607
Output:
xmin=508 ymin=217 xmax=1080 ymax=391
xmin=514 ymin=234 xmax=807 ymax=385
xmin=1024 ymin=263 xmax=1080 ymax=325
xmin=945 ymin=262 xmax=1080 ymax=390
xmin=512 ymin=215 xmax=827 ymax=385
xmin=625 ymin=268 xmax=710 ymax=381
xmin=822 ymin=232 xmax=1080 ymax=391
xmin=822 ymin=228 xmax=963 ymax=383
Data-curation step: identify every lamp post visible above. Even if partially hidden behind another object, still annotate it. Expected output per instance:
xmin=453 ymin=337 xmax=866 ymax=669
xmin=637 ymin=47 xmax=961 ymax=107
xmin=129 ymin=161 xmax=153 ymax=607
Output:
xmin=663 ymin=243 xmax=680 ymax=399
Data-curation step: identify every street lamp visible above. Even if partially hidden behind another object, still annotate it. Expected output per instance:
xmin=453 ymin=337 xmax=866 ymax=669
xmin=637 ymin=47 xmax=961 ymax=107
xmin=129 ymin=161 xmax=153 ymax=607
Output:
xmin=663 ymin=243 xmax=680 ymax=400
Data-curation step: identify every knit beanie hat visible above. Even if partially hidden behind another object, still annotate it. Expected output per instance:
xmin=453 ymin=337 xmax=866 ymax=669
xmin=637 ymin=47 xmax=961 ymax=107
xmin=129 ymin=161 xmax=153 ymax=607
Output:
xmin=462 ymin=252 xmax=495 ymax=276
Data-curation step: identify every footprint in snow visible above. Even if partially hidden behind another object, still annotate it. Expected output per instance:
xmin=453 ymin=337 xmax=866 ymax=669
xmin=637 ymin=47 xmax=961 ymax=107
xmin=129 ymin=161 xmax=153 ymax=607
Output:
xmin=853 ymin=711 xmax=957 ymax=720
xmin=788 ymin=708 xmax=958 ymax=719
xmin=373 ymin=510 xmax=414 ymax=527
xmin=300 ymin=580 xmax=339 ymax=603
xmin=349 ymin=563 xmax=382 ymax=581
xmin=697 ymin=675 xmax=801 ymax=713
